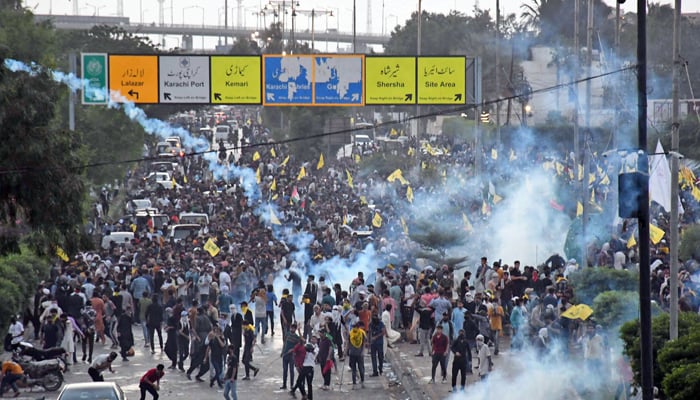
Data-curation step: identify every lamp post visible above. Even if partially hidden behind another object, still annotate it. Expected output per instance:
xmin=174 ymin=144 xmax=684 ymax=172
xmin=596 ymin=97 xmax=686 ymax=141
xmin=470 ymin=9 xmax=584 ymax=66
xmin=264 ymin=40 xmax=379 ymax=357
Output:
xmin=183 ymin=5 xmax=205 ymax=49
xmin=85 ymin=2 xmax=105 ymax=16
xmin=294 ymin=9 xmax=333 ymax=51
xmin=352 ymin=0 xmax=356 ymax=53
xmin=141 ymin=9 xmax=150 ymax=24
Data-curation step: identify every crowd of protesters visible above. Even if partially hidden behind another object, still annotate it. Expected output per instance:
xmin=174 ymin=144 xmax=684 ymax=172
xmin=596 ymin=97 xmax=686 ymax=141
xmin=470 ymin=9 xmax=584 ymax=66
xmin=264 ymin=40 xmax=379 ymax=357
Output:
xmin=8 ymin=107 xmax=700 ymax=400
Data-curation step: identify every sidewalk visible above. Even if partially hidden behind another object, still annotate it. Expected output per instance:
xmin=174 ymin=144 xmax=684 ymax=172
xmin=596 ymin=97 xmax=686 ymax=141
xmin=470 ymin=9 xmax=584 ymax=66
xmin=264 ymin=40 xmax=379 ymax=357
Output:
xmin=387 ymin=335 xmax=513 ymax=400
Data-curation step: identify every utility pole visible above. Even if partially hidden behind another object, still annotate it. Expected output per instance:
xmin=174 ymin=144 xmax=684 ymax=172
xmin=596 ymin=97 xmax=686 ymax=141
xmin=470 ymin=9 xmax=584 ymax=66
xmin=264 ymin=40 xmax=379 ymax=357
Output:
xmin=670 ymin=0 xmax=682 ymax=341
xmin=68 ymin=52 xmax=76 ymax=131
xmin=495 ymin=0 xmax=501 ymax=146
xmin=581 ymin=0 xmax=593 ymax=269
xmin=635 ymin=0 xmax=654 ymax=397
xmin=573 ymin=0 xmax=583 ymax=266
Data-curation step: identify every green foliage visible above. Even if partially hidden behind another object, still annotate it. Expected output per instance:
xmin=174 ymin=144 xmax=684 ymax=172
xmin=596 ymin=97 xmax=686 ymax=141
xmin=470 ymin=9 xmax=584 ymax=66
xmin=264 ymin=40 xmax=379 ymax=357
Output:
xmin=568 ymin=265 xmax=638 ymax=304
xmin=620 ymin=312 xmax=700 ymax=388
xmin=658 ymin=330 xmax=700 ymax=376
xmin=441 ymin=117 xmax=476 ymax=144
xmin=679 ymin=224 xmax=700 ymax=263
xmin=662 ymin=363 xmax=700 ymax=400
xmin=0 ymin=249 xmax=51 ymax=333
xmin=592 ymin=290 xmax=638 ymax=330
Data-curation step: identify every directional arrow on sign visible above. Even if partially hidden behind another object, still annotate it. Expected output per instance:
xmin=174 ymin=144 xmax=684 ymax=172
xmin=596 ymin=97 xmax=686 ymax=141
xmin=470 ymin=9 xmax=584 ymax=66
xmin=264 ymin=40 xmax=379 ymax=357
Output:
xmin=266 ymin=93 xmax=275 ymax=101
xmin=351 ymin=93 xmax=359 ymax=101
xmin=405 ymin=93 xmax=413 ymax=101
xmin=214 ymin=93 xmax=222 ymax=101
xmin=163 ymin=92 xmax=172 ymax=100
xmin=128 ymin=89 xmax=140 ymax=100
xmin=454 ymin=93 xmax=463 ymax=102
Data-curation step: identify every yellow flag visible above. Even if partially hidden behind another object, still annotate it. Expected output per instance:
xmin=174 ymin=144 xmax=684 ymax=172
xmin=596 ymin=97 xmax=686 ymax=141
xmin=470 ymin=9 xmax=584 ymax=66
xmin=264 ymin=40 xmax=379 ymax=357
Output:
xmin=589 ymin=173 xmax=596 ymax=185
xmin=491 ymin=148 xmax=498 ymax=160
xmin=297 ymin=166 xmax=306 ymax=181
xmin=462 ymin=213 xmax=473 ymax=233
xmin=204 ymin=238 xmax=220 ymax=257
xmin=578 ymin=164 xmax=584 ymax=181
xmin=421 ymin=161 xmax=428 ymax=169
xmin=649 ymin=224 xmax=665 ymax=245
xmin=576 ymin=202 xmax=583 ymax=217
xmin=272 ymin=193 xmax=279 ymax=200
xmin=256 ymin=166 xmax=261 ymax=184
xmin=270 ymin=148 xmax=277 ymax=158
xmin=555 ymin=162 xmax=564 ymax=176
xmin=400 ymin=217 xmax=409 ymax=235
xmin=481 ymin=201 xmax=489 ymax=215
xmin=172 ymin=176 xmax=177 ymax=187
xmin=406 ymin=186 xmax=414 ymax=203
xmin=280 ymin=155 xmax=290 ymax=167
xmin=693 ymin=186 xmax=700 ymax=202
xmin=253 ymin=151 xmax=261 ymax=161
xmin=372 ymin=212 xmax=383 ymax=228
xmin=600 ymin=174 xmax=610 ymax=185
xmin=346 ymin=169 xmax=354 ymax=188
xmin=55 ymin=246 xmax=69 ymax=262
xmin=317 ymin=154 xmax=325 ymax=170
xmin=359 ymin=196 xmax=368 ymax=205
xmin=407 ymin=147 xmax=415 ymax=156
xmin=493 ymin=194 xmax=503 ymax=204
xmin=183 ymin=175 xmax=188 ymax=184
xmin=270 ymin=178 xmax=277 ymax=191
xmin=387 ymin=169 xmax=409 ymax=185
xmin=627 ymin=234 xmax=637 ymax=249
xmin=354 ymin=154 xmax=361 ymax=164
xmin=269 ymin=208 xmax=282 ymax=225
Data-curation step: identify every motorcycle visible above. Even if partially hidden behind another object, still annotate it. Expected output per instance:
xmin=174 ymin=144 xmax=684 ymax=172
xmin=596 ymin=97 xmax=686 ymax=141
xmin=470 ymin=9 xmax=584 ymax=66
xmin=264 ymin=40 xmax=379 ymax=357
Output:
xmin=16 ymin=342 xmax=67 ymax=362
xmin=11 ymin=358 xmax=64 ymax=392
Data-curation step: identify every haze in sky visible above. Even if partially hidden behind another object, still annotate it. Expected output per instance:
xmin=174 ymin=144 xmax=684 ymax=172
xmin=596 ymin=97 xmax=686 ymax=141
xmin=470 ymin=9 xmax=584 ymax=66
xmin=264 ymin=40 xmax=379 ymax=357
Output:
xmin=25 ymin=0 xmax=699 ymax=50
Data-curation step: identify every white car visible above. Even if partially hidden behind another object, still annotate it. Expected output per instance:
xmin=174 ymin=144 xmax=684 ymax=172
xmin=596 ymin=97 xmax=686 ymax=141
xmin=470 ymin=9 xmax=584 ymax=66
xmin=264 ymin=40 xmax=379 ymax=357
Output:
xmin=57 ymin=382 xmax=127 ymax=400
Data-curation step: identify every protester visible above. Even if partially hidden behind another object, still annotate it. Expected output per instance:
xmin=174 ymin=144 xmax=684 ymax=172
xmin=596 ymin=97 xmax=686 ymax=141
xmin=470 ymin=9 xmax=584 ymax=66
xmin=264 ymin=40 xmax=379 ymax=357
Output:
xmin=347 ymin=321 xmax=367 ymax=389
xmin=88 ymin=352 xmax=118 ymax=382
xmin=0 ymin=360 xmax=23 ymax=397
xmin=474 ymin=334 xmax=492 ymax=381
xmin=139 ymin=364 xmax=165 ymax=400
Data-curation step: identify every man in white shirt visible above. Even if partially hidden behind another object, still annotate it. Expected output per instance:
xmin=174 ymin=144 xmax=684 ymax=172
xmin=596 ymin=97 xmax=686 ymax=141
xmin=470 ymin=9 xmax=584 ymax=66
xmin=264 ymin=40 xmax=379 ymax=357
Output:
xmin=8 ymin=316 xmax=24 ymax=350
xmin=88 ymin=352 xmax=118 ymax=381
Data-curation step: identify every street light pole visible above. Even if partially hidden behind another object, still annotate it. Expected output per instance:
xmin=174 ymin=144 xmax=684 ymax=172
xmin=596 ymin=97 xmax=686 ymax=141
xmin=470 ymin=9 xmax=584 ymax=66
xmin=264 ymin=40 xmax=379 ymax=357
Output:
xmin=352 ymin=0 xmax=357 ymax=53
xmin=495 ymin=0 xmax=501 ymax=145
xmin=669 ymin=0 xmax=682 ymax=341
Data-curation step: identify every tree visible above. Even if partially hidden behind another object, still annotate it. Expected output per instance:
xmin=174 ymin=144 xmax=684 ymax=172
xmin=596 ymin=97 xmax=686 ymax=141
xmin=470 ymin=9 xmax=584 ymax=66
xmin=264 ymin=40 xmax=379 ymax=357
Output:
xmin=567 ymin=267 xmax=638 ymax=304
xmin=519 ymin=0 xmax=613 ymax=47
xmin=620 ymin=312 xmax=700 ymax=390
xmin=592 ymin=290 xmax=638 ymax=331
xmin=0 ymin=249 xmax=51 ymax=332
xmin=0 ymin=6 xmax=87 ymax=255
xmin=661 ymin=363 xmax=700 ymax=400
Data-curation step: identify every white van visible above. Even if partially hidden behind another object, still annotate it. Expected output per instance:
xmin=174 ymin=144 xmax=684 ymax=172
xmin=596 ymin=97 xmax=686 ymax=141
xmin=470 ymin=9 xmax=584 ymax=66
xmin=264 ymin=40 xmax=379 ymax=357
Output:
xmin=214 ymin=125 xmax=231 ymax=143
xmin=101 ymin=232 xmax=135 ymax=250
xmin=179 ymin=212 xmax=209 ymax=226
xmin=168 ymin=224 xmax=201 ymax=243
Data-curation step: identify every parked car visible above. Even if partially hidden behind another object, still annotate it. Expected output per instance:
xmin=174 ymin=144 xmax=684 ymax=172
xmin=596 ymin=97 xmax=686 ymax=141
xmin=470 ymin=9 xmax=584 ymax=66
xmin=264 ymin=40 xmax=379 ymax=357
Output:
xmin=101 ymin=232 xmax=135 ymax=250
xmin=57 ymin=382 xmax=127 ymax=400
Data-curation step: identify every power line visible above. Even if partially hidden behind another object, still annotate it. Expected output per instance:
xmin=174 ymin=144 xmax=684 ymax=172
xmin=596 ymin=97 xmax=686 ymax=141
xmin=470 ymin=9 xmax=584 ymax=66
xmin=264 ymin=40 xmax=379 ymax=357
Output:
xmin=0 ymin=65 xmax=637 ymax=176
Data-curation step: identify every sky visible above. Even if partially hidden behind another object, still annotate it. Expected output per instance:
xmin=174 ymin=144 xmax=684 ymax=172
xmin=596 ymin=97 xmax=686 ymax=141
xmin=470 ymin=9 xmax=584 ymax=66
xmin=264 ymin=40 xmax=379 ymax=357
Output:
xmin=25 ymin=0 xmax=700 ymax=50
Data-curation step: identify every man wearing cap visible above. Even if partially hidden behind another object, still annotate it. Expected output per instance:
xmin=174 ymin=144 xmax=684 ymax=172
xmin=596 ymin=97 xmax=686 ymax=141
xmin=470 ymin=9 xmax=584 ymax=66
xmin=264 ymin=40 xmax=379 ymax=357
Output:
xmin=474 ymin=334 xmax=492 ymax=380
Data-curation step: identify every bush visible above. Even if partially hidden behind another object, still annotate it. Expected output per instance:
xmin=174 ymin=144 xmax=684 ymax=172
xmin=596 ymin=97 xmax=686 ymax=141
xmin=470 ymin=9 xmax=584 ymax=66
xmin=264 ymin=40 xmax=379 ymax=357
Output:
xmin=592 ymin=290 xmax=638 ymax=330
xmin=658 ymin=330 xmax=700 ymax=376
xmin=620 ymin=312 xmax=700 ymax=389
xmin=679 ymin=224 xmax=700 ymax=262
xmin=569 ymin=267 xmax=638 ymax=304
xmin=661 ymin=363 xmax=700 ymax=400
xmin=0 ymin=249 xmax=51 ymax=333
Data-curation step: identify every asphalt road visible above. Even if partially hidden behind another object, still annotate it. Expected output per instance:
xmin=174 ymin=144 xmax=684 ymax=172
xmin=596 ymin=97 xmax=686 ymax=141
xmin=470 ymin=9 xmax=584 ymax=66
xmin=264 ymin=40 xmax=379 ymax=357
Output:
xmin=21 ymin=325 xmax=411 ymax=400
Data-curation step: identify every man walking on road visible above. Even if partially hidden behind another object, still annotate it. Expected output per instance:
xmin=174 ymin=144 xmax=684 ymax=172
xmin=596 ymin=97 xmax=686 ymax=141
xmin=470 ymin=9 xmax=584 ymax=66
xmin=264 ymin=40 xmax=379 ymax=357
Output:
xmin=475 ymin=334 xmax=492 ymax=381
xmin=88 ymin=352 xmax=117 ymax=381
xmin=430 ymin=325 xmax=449 ymax=383
xmin=347 ymin=321 xmax=367 ymax=389
xmin=139 ymin=364 xmax=165 ymax=400
xmin=450 ymin=330 xmax=471 ymax=392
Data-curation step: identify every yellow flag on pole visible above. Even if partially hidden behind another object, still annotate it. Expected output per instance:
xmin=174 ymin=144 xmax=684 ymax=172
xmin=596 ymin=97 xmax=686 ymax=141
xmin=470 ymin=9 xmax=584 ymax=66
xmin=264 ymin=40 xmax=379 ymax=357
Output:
xmin=462 ymin=213 xmax=473 ymax=232
xmin=400 ymin=217 xmax=409 ymax=235
xmin=354 ymin=154 xmax=361 ymax=164
xmin=627 ymin=233 xmax=637 ymax=249
xmin=491 ymin=148 xmax=498 ymax=160
xmin=297 ymin=166 xmax=306 ymax=181
xmin=649 ymin=224 xmax=665 ymax=245
xmin=204 ymin=238 xmax=220 ymax=257
xmin=270 ymin=148 xmax=276 ymax=158
xmin=253 ymin=151 xmax=261 ymax=161
xmin=280 ymin=155 xmax=290 ymax=166
xmin=55 ymin=246 xmax=69 ymax=262
xmin=387 ymin=169 xmax=409 ymax=185
xmin=346 ymin=169 xmax=354 ymax=188
xmin=406 ymin=186 xmax=414 ymax=203
xmin=269 ymin=208 xmax=282 ymax=225
xmin=256 ymin=166 xmax=261 ymax=183
xmin=577 ymin=202 xmax=583 ymax=217
xmin=317 ymin=154 xmax=325 ymax=170
xmin=407 ymin=147 xmax=415 ymax=156
xmin=372 ymin=212 xmax=383 ymax=228
xmin=270 ymin=178 xmax=277 ymax=191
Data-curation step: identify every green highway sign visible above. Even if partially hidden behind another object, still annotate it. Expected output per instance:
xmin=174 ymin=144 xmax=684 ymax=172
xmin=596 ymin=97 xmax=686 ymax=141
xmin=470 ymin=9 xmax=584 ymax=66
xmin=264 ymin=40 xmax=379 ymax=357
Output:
xmin=81 ymin=53 xmax=108 ymax=105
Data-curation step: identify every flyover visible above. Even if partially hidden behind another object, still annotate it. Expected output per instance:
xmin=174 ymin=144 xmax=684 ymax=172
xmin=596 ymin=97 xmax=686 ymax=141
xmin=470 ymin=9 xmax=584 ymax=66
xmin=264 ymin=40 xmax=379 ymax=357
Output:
xmin=33 ymin=14 xmax=391 ymax=48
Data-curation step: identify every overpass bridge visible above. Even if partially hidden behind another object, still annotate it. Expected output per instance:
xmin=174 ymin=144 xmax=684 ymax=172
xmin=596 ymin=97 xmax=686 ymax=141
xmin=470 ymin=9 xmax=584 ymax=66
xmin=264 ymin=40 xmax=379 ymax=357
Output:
xmin=34 ymin=14 xmax=390 ymax=50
